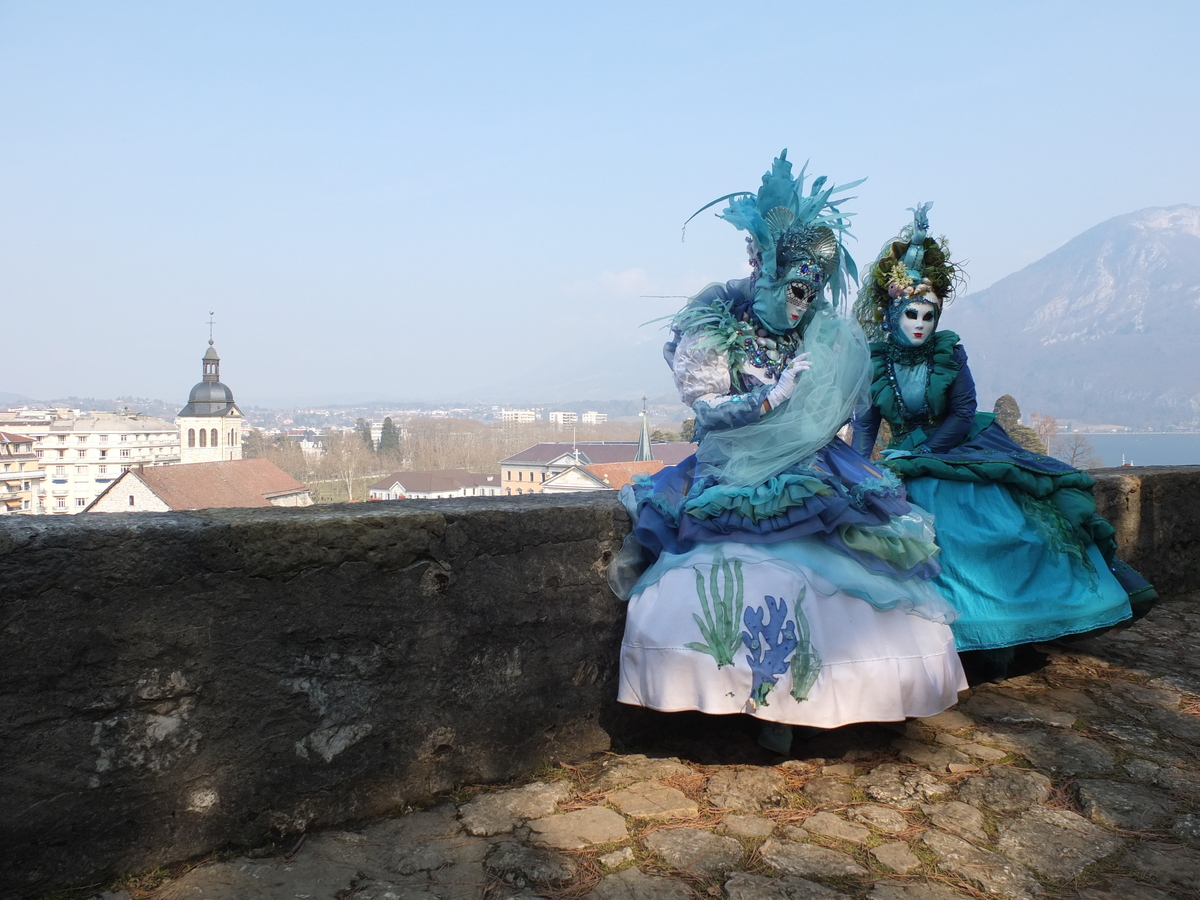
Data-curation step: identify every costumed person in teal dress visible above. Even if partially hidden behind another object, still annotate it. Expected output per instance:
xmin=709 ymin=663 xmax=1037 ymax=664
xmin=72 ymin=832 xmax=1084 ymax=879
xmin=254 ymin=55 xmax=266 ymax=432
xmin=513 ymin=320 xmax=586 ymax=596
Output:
xmin=609 ymin=154 xmax=967 ymax=754
xmin=850 ymin=204 xmax=1157 ymax=682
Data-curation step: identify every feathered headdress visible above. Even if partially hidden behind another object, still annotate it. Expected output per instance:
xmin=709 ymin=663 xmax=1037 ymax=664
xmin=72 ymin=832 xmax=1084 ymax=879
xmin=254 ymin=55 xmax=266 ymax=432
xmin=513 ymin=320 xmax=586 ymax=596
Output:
xmin=853 ymin=203 xmax=962 ymax=342
xmin=683 ymin=150 xmax=864 ymax=333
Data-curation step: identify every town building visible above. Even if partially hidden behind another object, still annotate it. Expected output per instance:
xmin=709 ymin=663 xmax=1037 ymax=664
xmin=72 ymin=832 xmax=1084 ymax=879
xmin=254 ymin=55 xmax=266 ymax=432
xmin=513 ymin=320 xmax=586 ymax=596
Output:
xmin=0 ymin=408 xmax=182 ymax=514
xmin=0 ymin=431 xmax=44 ymax=514
xmin=367 ymin=469 xmax=502 ymax=500
xmin=498 ymin=440 xmax=693 ymax=495
xmin=87 ymin=458 xmax=311 ymax=512
xmin=580 ymin=411 xmax=608 ymax=424
xmin=548 ymin=411 xmax=577 ymax=427
xmin=500 ymin=409 xmax=537 ymax=424
xmin=177 ymin=338 xmax=244 ymax=464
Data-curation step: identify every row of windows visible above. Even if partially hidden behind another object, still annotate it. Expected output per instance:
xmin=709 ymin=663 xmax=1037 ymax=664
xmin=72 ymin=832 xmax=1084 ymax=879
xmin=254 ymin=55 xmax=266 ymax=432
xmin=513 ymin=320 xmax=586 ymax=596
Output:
xmin=504 ymin=470 xmax=547 ymax=483
xmin=186 ymin=428 xmax=237 ymax=448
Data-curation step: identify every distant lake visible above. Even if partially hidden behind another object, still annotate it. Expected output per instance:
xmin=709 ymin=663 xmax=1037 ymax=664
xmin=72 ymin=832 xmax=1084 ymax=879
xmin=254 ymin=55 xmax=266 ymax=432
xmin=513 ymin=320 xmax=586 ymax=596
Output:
xmin=1084 ymin=432 xmax=1200 ymax=467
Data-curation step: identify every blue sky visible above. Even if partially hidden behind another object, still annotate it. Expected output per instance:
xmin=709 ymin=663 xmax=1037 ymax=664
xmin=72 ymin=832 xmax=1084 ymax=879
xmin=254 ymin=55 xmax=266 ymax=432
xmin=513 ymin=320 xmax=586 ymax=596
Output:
xmin=2 ymin=1 xmax=1198 ymax=406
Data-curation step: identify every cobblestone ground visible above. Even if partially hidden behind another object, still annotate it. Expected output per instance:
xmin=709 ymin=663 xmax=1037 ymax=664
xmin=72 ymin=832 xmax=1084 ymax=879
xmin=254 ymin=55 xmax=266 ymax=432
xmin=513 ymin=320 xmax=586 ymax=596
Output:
xmin=94 ymin=593 xmax=1200 ymax=900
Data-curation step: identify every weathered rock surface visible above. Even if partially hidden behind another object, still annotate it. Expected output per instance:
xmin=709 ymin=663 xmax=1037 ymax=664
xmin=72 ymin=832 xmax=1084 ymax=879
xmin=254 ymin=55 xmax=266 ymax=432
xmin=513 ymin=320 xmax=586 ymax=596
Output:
xmin=583 ymin=867 xmax=693 ymax=899
xmin=592 ymin=755 xmax=694 ymax=791
xmin=1073 ymin=778 xmax=1177 ymax=830
xmin=642 ymin=827 xmax=743 ymax=876
xmin=855 ymin=764 xmax=945 ymax=808
xmin=849 ymin=804 xmax=908 ymax=834
xmin=725 ymin=872 xmax=844 ymax=899
xmin=922 ymin=830 xmax=1039 ymax=899
xmin=527 ymin=807 xmax=628 ymax=849
xmin=870 ymin=841 xmax=922 ymax=874
xmin=719 ymin=814 xmax=776 ymax=838
xmin=868 ymin=883 xmax=971 ymax=900
xmin=607 ymin=780 xmax=698 ymax=820
xmin=957 ymin=766 xmax=1052 ymax=813
xmin=998 ymin=806 xmax=1126 ymax=880
xmin=993 ymin=730 xmax=1116 ymax=775
xmin=460 ymin=781 xmax=572 ymax=835
xmin=759 ymin=839 xmax=868 ymax=878
xmin=706 ymin=766 xmax=786 ymax=810
xmin=485 ymin=841 xmax=576 ymax=888
xmin=924 ymin=800 xmax=989 ymax=845
xmin=804 ymin=811 xmax=871 ymax=845
xmin=962 ymin=691 xmax=1077 ymax=727
xmin=801 ymin=776 xmax=854 ymax=806
xmin=0 ymin=495 xmax=627 ymax=896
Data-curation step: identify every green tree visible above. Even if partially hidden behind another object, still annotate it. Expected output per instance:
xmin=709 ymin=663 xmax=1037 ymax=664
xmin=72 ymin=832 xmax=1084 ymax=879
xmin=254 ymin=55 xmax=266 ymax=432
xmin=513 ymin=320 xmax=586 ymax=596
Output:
xmin=993 ymin=395 xmax=1047 ymax=454
xmin=355 ymin=417 xmax=375 ymax=452
xmin=243 ymin=428 xmax=270 ymax=459
xmin=378 ymin=417 xmax=400 ymax=454
xmin=680 ymin=418 xmax=696 ymax=442
xmin=650 ymin=428 xmax=678 ymax=442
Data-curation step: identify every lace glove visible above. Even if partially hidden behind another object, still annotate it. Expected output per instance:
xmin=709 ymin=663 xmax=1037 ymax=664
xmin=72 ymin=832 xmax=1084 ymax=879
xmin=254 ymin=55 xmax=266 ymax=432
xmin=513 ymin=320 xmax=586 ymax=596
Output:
xmin=764 ymin=353 xmax=812 ymax=410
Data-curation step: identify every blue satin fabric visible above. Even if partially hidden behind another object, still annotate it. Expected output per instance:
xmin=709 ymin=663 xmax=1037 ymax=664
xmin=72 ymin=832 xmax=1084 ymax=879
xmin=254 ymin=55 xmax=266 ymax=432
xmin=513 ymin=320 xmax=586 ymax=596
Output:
xmin=904 ymin=476 xmax=1131 ymax=650
xmin=625 ymin=437 xmax=940 ymax=581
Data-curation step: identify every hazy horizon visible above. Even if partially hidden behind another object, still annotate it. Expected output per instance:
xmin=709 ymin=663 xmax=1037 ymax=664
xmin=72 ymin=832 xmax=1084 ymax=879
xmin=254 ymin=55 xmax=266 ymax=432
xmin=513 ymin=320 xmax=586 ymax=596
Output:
xmin=3 ymin=2 xmax=1199 ymax=407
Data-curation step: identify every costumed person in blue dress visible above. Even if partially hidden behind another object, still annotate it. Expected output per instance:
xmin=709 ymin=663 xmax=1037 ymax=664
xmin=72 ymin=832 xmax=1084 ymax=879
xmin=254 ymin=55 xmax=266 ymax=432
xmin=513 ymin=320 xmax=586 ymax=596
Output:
xmin=609 ymin=153 xmax=967 ymax=754
xmin=850 ymin=204 xmax=1157 ymax=682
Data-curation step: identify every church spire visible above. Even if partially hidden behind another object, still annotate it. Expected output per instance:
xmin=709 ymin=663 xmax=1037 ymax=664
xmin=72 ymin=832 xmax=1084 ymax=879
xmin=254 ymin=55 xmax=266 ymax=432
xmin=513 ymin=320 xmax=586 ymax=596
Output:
xmin=634 ymin=396 xmax=654 ymax=462
xmin=202 ymin=312 xmax=220 ymax=382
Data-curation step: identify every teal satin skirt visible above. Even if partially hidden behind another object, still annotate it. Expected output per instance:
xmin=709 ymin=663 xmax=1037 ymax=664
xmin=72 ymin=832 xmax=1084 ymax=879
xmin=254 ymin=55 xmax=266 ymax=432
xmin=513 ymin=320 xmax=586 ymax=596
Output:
xmin=904 ymin=477 xmax=1132 ymax=651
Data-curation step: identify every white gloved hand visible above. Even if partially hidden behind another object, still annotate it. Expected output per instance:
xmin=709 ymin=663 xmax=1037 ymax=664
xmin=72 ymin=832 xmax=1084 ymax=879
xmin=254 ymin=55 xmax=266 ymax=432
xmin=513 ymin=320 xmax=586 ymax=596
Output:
xmin=765 ymin=352 xmax=812 ymax=409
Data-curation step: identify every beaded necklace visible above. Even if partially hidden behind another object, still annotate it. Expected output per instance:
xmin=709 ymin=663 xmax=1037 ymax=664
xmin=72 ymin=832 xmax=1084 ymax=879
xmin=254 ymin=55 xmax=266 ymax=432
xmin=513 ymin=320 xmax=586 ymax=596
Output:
xmin=739 ymin=323 xmax=803 ymax=381
xmin=884 ymin=341 xmax=936 ymax=425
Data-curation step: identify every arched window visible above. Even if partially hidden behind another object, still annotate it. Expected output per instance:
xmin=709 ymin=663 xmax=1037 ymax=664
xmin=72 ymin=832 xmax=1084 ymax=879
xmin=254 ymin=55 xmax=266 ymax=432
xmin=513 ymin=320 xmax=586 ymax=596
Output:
xmin=188 ymin=428 xmax=195 ymax=447
xmin=199 ymin=429 xmax=207 ymax=447
xmin=210 ymin=428 xmax=218 ymax=447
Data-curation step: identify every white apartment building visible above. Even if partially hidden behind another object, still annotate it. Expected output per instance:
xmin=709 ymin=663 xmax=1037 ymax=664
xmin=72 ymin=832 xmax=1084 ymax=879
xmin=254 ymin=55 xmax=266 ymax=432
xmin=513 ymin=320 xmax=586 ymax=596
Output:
xmin=0 ymin=409 xmax=181 ymax=514
xmin=500 ymin=409 xmax=538 ymax=424
xmin=548 ymin=411 xmax=577 ymax=426
xmin=581 ymin=411 xmax=608 ymax=424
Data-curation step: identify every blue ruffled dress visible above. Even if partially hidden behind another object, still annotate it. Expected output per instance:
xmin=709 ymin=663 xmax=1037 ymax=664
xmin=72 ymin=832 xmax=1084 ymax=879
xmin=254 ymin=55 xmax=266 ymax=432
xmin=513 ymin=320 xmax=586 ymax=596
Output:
xmin=851 ymin=332 xmax=1156 ymax=660
xmin=613 ymin=281 xmax=966 ymax=727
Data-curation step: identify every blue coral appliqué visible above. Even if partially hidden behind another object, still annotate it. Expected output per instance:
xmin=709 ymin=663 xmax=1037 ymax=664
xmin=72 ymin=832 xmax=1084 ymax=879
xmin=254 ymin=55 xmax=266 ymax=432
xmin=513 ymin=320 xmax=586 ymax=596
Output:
xmin=741 ymin=595 xmax=799 ymax=710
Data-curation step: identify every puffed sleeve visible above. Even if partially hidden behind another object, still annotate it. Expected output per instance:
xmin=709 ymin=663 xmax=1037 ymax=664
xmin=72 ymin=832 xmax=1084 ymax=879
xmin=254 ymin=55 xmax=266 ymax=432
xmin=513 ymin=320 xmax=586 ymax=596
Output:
xmin=850 ymin=403 xmax=882 ymax=458
xmin=672 ymin=332 xmax=771 ymax=433
xmin=923 ymin=346 xmax=976 ymax=453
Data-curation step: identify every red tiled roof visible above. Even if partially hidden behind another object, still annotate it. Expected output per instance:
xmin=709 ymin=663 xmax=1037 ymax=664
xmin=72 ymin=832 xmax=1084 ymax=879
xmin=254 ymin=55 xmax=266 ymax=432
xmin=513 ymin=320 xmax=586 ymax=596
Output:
xmin=368 ymin=469 xmax=496 ymax=493
xmin=583 ymin=461 xmax=664 ymax=489
xmin=500 ymin=442 xmax=695 ymax=466
xmin=0 ymin=431 xmax=37 ymax=444
xmin=129 ymin=458 xmax=308 ymax=510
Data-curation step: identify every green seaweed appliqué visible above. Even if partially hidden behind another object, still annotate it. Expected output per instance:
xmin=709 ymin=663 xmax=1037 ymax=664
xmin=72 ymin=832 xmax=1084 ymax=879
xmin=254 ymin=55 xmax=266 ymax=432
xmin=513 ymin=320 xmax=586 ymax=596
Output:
xmin=789 ymin=585 xmax=821 ymax=701
xmin=684 ymin=553 xmax=745 ymax=668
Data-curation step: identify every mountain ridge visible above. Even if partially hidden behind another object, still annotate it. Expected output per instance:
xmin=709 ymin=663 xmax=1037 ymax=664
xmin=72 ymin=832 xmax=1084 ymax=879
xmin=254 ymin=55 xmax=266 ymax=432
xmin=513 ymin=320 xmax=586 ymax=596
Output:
xmin=947 ymin=204 xmax=1200 ymax=428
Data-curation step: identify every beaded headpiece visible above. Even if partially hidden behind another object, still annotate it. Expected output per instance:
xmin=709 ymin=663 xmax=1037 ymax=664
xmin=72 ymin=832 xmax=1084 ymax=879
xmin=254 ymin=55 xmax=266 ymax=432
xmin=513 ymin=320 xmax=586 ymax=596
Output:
xmin=683 ymin=150 xmax=863 ymax=333
xmin=854 ymin=203 xmax=962 ymax=343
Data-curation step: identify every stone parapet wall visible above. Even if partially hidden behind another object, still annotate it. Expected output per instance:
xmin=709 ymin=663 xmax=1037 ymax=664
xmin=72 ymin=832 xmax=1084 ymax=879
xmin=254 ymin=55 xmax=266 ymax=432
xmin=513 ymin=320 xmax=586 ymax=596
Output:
xmin=0 ymin=495 xmax=628 ymax=896
xmin=1091 ymin=465 xmax=1200 ymax=595
xmin=1 ymin=467 xmax=1198 ymax=896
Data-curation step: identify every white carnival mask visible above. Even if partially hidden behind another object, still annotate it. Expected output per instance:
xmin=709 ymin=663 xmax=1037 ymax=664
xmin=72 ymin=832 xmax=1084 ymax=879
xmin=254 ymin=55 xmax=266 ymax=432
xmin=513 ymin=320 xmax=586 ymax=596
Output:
xmin=899 ymin=299 xmax=938 ymax=347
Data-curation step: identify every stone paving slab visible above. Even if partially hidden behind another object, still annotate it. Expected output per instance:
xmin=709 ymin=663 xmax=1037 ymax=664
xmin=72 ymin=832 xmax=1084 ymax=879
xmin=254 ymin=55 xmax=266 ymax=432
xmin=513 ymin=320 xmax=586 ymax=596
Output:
xmin=91 ymin=593 xmax=1200 ymax=900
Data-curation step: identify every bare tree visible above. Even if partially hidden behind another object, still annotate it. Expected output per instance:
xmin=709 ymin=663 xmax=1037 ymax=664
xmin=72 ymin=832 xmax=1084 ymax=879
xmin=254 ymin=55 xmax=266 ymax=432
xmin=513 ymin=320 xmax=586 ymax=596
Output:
xmin=1029 ymin=413 xmax=1059 ymax=454
xmin=1053 ymin=431 xmax=1105 ymax=469
xmin=321 ymin=429 xmax=380 ymax=501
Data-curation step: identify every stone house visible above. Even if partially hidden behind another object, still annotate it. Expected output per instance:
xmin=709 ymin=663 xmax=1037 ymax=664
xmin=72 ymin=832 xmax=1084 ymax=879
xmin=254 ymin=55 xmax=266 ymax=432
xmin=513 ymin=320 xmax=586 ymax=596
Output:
xmin=86 ymin=458 xmax=311 ymax=512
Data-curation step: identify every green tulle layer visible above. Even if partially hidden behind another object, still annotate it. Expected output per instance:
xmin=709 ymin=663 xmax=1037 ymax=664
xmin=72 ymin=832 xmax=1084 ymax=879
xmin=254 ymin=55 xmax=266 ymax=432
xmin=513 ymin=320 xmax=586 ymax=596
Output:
xmin=838 ymin=524 xmax=942 ymax=573
xmin=683 ymin=471 xmax=833 ymax=522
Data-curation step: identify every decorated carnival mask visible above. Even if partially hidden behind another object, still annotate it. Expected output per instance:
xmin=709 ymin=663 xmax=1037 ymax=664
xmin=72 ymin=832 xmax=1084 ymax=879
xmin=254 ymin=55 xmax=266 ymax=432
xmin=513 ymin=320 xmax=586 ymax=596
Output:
xmin=684 ymin=150 xmax=862 ymax=334
xmin=894 ymin=298 xmax=940 ymax=347
xmin=853 ymin=202 xmax=960 ymax=345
